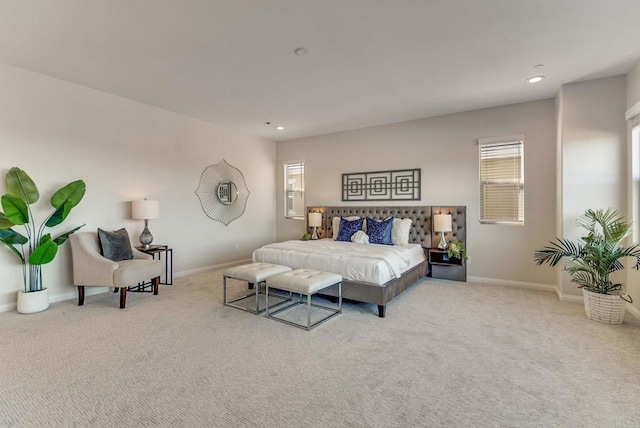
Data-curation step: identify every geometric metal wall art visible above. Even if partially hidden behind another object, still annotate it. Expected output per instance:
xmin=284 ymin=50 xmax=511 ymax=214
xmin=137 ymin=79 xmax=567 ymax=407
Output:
xmin=342 ymin=168 xmax=421 ymax=201
xmin=195 ymin=159 xmax=250 ymax=226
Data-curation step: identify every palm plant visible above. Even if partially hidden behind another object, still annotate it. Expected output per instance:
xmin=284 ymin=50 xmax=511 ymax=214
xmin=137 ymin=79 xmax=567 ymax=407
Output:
xmin=0 ymin=168 xmax=85 ymax=293
xmin=534 ymin=208 xmax=639 ymax=301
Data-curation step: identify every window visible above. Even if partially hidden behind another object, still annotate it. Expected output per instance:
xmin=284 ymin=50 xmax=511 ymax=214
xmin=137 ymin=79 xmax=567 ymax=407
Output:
xmin=284 ymin=160 xmax=305 ymax=219
xmin=479 ymin=136 xmax=524 ymax=225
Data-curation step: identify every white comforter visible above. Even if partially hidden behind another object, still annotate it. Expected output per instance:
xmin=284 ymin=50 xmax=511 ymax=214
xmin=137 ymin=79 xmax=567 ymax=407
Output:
xmin=252 ymin=239 xmax=425 ymax=286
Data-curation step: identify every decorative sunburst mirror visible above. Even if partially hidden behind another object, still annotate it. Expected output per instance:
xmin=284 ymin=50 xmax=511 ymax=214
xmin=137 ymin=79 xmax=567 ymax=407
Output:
xmin=195 ymin=159 xmax=250 ymax=226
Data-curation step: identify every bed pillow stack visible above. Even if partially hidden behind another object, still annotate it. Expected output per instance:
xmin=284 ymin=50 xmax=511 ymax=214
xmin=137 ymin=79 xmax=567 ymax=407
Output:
xmin=332 ymin=215 xmax=413 ymax=245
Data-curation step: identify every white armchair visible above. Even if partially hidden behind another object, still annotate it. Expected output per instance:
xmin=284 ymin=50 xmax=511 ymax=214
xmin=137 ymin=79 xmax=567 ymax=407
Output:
xmin=69 ymin=232 xmax=162 ymax=308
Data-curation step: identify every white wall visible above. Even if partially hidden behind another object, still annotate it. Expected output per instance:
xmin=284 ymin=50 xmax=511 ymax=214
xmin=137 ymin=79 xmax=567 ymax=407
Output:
xmin=276 ymin=99 xmax=557 ymax=286
xmin=0 ymin=63 xmax=277 ymax=311
xmin=558 ymin=76 xmax=627 ymax=297
xmin=627 ymin=60 xmax=640 ymax=110
xmin=626 ymin=60 xmax=640 ymax=313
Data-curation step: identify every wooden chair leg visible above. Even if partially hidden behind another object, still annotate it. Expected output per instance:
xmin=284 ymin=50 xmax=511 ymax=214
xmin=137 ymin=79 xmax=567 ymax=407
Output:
xmin=119 ymin=287 xmax=127 ymax=308
xmin=77 ymin=286 xmax=85 ymax=306
xmin=153 ymin=277 xmax=159 ymax=295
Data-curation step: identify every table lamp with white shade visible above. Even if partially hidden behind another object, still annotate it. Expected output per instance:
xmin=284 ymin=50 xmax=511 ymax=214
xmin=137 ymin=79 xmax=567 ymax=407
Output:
xmin=433 ymin=214 xmax=452 ymax=250
xmin=131 ymin=199 xmax=160 ymax=248
xmin=308 ymin=212 xmax=322 ymax=240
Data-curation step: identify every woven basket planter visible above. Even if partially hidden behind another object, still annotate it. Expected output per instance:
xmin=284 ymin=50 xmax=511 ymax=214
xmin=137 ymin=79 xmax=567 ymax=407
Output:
xmin=582 ymin=289 xmax=626 ymax=324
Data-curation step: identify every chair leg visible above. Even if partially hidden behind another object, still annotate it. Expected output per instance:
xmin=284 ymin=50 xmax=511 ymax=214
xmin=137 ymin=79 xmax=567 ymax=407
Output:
xmin=120 ymin=287 xmax=127 ymax=309
xmin=113 ymin=287 xmax=119 ymax=293
xmin=77 ymin=286 xmax=85 ymax=306
xmin=153 ymin=277 xmax=159 ymax=295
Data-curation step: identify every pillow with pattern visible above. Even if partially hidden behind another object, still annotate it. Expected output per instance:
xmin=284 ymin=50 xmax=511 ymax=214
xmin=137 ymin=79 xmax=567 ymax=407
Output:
xmin=366 ymin=217 xmax=394 ymax=245
xmin=336 ymin=217 xmax=364 ymax=242
xmin=332 ymin=216 xmax=361 ymax=240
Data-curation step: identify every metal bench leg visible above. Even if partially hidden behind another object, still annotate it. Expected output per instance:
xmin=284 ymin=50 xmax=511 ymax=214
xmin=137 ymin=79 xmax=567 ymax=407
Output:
xmin=223 ymin=276 xmax=227 ymax=305
xmin=307 ymin=293 xmax=312 ymax=331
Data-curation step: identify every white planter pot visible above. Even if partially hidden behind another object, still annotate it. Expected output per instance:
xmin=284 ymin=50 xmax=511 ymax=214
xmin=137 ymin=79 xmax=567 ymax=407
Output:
xmin=17 ymin=288 xmax=50 ymax=314
xmin=582 ymin=288 xmax=626 ymax=324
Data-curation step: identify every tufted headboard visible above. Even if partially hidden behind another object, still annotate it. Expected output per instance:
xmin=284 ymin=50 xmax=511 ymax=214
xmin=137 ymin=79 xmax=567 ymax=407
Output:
xmin=306 ymin=205 xmax=466 ymax=249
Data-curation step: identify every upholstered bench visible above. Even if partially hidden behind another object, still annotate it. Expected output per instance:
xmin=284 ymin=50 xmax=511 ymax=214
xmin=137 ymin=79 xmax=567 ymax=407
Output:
xmin=265 ymin=269 xmax=342 ymax=330
xmin=223 ymin=262 xmax=292 ymax=314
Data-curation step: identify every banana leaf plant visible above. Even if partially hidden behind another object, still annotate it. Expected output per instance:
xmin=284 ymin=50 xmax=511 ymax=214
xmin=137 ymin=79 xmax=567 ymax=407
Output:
xmin=534 ymin=208 xmax=640 ymax=301
xmin=0 ymin=168 xmax=86 ymax=293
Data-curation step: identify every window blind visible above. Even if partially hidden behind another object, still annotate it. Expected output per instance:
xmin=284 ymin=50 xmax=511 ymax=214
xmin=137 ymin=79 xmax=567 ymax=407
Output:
xmin=284 ymin=161 xmax=305 ymax=219
xmin=479 ymin=140 xmax=524 ymax=224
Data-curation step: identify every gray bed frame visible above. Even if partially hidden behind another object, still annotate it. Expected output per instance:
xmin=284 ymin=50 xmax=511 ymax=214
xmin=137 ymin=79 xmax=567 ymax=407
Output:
xmin=306 ymin=205 xmax=466 ymax=318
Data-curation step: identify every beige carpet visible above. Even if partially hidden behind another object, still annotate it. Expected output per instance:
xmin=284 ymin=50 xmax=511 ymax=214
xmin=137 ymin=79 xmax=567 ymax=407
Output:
xmin=1 ymin=269 xmax=640 ymax=427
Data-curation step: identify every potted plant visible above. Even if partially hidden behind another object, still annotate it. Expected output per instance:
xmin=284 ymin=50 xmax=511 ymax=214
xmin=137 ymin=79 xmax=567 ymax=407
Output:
xmin=0 ymin=168 xmax=86 ymax=314
xmin=446 ymin=240 xmax=467 ymax=261
xmin=534 ymin=208 xmax=639 ymax=324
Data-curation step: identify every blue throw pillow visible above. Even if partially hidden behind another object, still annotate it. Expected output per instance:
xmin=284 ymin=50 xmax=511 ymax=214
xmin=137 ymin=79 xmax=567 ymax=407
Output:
xmin=336 ymin=217 xmax=364 ymax=242
xmin=366 ymin=217 xmax=393 ymax=245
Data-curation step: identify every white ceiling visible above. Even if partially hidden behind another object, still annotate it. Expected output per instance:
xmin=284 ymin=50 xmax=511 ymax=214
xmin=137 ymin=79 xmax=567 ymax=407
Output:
xmin=1 ymin=1 xmax=640 ymax=141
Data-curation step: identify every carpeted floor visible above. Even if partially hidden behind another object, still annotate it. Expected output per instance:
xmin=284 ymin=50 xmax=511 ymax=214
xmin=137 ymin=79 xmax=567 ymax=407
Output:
xmin=1 ymin=269 xmax=640 ymax=427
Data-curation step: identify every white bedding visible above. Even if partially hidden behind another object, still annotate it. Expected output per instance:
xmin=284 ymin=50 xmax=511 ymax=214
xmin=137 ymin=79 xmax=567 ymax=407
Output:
xmin=252 ymin=239 xmax=425 ymax=286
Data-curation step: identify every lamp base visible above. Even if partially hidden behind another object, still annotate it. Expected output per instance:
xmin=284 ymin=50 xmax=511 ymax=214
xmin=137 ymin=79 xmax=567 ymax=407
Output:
xmin=437 ymin=233 xmax=448 ymax=250
xmin=139 ymin=220 xmax=153 ymax=248
xmin=311 ymin=227 xmax=318 ymax=240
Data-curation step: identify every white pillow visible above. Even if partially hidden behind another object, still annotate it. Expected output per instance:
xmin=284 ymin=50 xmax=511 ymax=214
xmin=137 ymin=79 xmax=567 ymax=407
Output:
xmin=351 ymin=230 xmax=370 ymax=244
xmin=391 ymin=218 xmax=412 ymax=245
xmin=332 ymin=216 xmax=361 ymax=240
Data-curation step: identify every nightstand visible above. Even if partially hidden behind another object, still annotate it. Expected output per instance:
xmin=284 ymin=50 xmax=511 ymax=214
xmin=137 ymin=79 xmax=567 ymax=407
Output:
xmin=427 ymin=248 xmax=466 ymax=282
xmin=137 ymin=245 xmax=173 ymax=285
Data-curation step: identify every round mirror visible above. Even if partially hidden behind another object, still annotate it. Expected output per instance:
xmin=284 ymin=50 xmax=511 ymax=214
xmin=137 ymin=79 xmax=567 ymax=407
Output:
xmin=217 ymin=181 xmax=238 ymax=205
xmin=195 ymin=159 xmax=250 ymax=226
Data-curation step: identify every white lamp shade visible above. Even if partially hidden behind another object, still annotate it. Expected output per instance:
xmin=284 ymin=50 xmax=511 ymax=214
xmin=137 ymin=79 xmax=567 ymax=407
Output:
xmin=132 ymin=199 xmax=160 ymax=220
xmin=433 ymin=214 xmax=452 ymax=232
xmin=308 ymin=212 xmax=322 ymax=228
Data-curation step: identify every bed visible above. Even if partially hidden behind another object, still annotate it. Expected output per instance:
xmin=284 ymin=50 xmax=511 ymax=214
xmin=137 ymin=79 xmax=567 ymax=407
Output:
xmin=253 ymin=205 xmax=466 ymax=317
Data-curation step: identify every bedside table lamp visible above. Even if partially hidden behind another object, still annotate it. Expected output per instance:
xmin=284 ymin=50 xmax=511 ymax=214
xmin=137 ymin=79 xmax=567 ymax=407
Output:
xmin=434 ymin=214 xmax=452 ymax=250
xmin=308 ymin=212 xmax=322 ymax=240
xmin=132 ymin=199 xmax=159 ymax=248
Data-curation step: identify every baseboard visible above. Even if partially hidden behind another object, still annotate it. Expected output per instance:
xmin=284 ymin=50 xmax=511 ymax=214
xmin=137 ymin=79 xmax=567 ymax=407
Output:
xmin=626 ymin=302 xmax=640 ymax=321
xmin=467 ymin=276 xmax=556 ymax=292
xmin=0 ymin=259 xmax=253 ymax=314
xmin=174 ymin=258 xmax=252 ymax=278
xmin=49 ymin=287 xmax=112 ymax=304
xmin=0 ymin=301 xmax=16 ymax=313
xmin=555 ymin=290 xmax=584 ymax=304
xmin=466 ymin=276 xmax=640 ymax=320
xmin=0 ymin=286 xmax=112 ymax=314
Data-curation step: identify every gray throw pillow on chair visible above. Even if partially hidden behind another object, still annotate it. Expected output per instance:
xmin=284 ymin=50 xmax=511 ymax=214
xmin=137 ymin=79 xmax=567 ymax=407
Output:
xmin=98 ymin=228 xmax=134 ymax=261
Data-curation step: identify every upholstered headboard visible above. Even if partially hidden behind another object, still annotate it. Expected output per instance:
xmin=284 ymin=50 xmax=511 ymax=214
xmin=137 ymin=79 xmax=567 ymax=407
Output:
xmin=306 ymin=205 xmax=466 ymax=249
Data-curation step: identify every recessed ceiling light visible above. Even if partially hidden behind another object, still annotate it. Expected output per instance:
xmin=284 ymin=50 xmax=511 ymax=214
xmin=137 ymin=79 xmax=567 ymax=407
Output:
xmin=294 ymin=47 xmax=308 ymax=56
xmin=276 ymin=126 xmax=284 ymax=131
xmin=526 ymin=75 xmax=545 ymax=83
